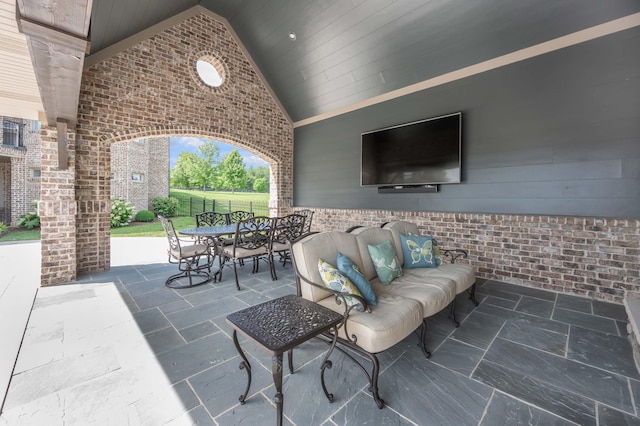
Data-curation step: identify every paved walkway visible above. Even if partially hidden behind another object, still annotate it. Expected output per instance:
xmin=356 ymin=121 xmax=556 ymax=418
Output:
xmin=0 ymin=241 xmax=40 ymax=413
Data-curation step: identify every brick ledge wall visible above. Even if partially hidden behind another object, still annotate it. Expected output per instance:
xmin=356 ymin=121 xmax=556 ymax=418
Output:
xmin=308 ymin=208 xmax=640 ymax=303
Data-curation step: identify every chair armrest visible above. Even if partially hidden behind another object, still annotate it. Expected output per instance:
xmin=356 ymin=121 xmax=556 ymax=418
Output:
xmin=442 ymin=248 xmax=468 ymax=264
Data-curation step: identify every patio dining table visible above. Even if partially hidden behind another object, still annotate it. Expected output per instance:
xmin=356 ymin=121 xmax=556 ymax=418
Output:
xmin=178 ymin=224 xmax=238 ymax=240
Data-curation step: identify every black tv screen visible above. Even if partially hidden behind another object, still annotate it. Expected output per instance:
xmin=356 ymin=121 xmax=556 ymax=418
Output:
xmin=361 ymin=112 xmax=461 ymax=187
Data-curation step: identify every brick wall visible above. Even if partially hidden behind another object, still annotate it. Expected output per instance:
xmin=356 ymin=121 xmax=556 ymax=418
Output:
xmin=309 ymin=208 xmax=640 ymax=303
xmin=111 ymin=137 xmax=169 ymax=212
xmin=64 ymin=11 xmax=292 ymax=278
xmin=0 ymin=163 xmax=9 ymax=224
xmin=39 ymin=126 xmax=77 ymax=284
xmin=1 ymin=117 xmax=40 ymax=226
xmin=24 ymin=120 xmax=41 ymax=217
xmin=147 ymin=137 xmax=169 ymax=205
xmin=10 ymin=157 xmax=26 ymax=226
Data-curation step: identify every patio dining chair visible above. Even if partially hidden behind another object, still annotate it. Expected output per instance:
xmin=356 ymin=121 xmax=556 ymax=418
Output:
xmin=227 ymin=210 xmax=254 ymax=224
xmin=220 ymin=215 xmax=274 ymax=290
xmin=269 ymin=213 xmax=306 ymax=280
xmin=195 ymin=211 xmax=228 ymax=227
xmin=195 ymin=211 xmax=231 ymax=246
xmin=294 ymin=209 xmax=314 ymax=234
xmin=159 ymin=215 xmax=214 ymax=288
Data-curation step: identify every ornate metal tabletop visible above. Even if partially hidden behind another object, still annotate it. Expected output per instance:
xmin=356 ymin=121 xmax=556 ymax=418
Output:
xmin=227 ymin=294 xmax=343 ymax=354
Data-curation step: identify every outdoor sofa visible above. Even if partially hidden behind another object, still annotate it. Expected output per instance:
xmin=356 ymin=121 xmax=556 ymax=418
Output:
xmin=290 ymin=220 xmax=477 ymax=408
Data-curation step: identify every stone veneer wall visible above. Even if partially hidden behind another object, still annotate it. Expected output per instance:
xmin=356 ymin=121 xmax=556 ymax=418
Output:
xmin=45 ymin=10 xmax=293 ymax=282
xmin=309 ymin=208 xmax=640 ymax=303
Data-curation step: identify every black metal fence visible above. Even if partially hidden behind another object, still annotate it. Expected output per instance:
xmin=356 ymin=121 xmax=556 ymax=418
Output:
xmin=171 ymin=192 xmax=269 ymax=217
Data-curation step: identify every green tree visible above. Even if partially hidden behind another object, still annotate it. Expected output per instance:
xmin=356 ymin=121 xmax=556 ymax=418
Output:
xmin=219 ymin=149 xmax=247 ymax=193
xmin=253 ymin=177 xmax=268 ymax=192
xmin=197 ymin=141 xmax=221 ymax=189
xmin=245 ymin=166 xmax=270 ymax=192
xmin=170 ymin=152 xmax=200 ymax=188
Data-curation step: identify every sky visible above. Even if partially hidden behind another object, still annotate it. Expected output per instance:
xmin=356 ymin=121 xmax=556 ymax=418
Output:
xmin=169 ymin=136 xmax=269 ymax=169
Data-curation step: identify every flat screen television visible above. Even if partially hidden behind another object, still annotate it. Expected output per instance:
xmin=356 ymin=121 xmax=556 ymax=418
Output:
xmin=361 ymin=112 xmax=461 ymax=187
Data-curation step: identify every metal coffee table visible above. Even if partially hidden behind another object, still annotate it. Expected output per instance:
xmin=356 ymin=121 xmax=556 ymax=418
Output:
xmin=226 ymin=295 xmax=343 ymax=426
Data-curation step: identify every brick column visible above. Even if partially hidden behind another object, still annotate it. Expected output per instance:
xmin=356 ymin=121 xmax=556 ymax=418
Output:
xmin=75 ymin=136 xmax=111 ymax=274
xmin=9 ymin=157 xmax=26 ymax=226
xmin=39 ymin=126 xmax=77 ymax=285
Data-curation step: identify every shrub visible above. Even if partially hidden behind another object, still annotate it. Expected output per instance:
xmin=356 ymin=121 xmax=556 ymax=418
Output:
xmin=18 ymin=212 xmax=40 ymax=230
xmin=0 ymin=222 xmax=7 ymax=235
xmin=152 ymin=196 xmax=179 ymax=217
xmin=111 ymin=198 xmax=134 ymax=228
xmin=134 ymin=209 xmax=155 ymax=222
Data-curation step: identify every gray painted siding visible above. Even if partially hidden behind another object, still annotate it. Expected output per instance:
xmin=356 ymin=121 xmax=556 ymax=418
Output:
xmin=293 ymin=27 xmax=640 ymax=218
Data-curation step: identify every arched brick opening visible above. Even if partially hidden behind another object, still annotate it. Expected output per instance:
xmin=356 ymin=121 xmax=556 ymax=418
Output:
xmin=105 ymin=126 xmax=282 ymax=211
xmin=40 ymin=10 xmax=293 ymax=285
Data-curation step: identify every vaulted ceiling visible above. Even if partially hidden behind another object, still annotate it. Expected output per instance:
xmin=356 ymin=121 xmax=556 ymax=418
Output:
xmin=2 ymin=0 xmax=640 ymax=127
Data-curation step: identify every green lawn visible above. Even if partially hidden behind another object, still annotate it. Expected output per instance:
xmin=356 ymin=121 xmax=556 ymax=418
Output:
xmin=0 ymin=190 xmax=267 ymax=242
xmin=170 ymin=189 xmax=268 ymax=203
xmin=0 ymin=228 xmax=41 ymax=243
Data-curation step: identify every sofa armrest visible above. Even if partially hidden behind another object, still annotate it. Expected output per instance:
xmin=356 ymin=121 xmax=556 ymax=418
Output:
xmin=295 ymin=270 xmax=370 ymax=315
xmin=442 ymin=248 xmax=468 ymax=263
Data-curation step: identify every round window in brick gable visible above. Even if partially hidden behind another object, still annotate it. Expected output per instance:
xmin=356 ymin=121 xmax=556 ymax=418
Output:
xmin=194 ymin=54 xmax=227 ymax=88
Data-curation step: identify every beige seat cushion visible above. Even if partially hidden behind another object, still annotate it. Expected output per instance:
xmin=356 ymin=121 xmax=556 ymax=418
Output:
xmin=403 ymin=263 xmax=475 ymax=295
xmin=317 ymin=293 xmax=423 ymax=354
xmin=223 ymin=245 xmax=267 ymax=259
xmin=372 ymin=275 xmax=456 ymax=318
xmin=174 ymin=243 xmax=209 ymax=259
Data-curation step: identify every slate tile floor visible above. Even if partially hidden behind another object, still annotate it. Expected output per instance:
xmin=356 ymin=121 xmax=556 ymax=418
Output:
xmin=3 ymin=246 xmax=640 ymax=425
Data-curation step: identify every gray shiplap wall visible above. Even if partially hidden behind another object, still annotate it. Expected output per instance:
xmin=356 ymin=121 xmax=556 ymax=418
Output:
xmin=293 ymin=27 xmax=640 ymax=218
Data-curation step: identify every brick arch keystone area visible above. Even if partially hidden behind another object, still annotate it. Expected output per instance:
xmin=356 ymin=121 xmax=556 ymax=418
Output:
xmin=39 ymin=10 xmax=293 ymax=285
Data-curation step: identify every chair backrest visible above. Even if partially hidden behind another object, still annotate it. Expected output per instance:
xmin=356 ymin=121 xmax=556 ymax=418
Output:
xmin=195 ymin=211 xmax=228 ymax=227
xmin=295 ymin=209 xmax=314 ymax=233
xmin=228 ymin=210 xmax=255 ymax=224
xmin=270 ymin=213 xmax=306 ymax=247
xmin=232 ymin=216 xmax=273 ymax=252
xmin=159 ymin=215 xmax=181 ymax=258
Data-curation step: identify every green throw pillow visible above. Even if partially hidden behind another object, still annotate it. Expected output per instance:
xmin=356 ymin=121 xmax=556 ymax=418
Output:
xmin=336 ymin=252 xmax=377 ymax=307
xmin=401 ymin=233 xmax=439 ymax=268
xmin=318 ymin=258 xmax=366 ymax=311
xmin=367 ymin=240 xmax=403 ymax=285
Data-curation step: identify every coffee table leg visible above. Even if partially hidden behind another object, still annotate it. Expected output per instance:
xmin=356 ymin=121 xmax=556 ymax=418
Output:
xmin=287 ymin=349 xmax=294 ymax=374
xmin=320 ymin=326 xmax=339 ymax=402
xmin=272 ymin=354 xmax=284 ymax=426
xmin=232 ymin=330 xmax=252 ymax=404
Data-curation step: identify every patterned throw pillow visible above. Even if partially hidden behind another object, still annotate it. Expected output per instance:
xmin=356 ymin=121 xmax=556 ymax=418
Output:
xmin=318 ymin=258 xmax=366 ymax=311
xmin=367 ymin=240 xmax=403 ymax=285
xmin=400 ymin=233 xmax=441 ymax=268
xmin=336 ymin=252 xmax=377 ymax=306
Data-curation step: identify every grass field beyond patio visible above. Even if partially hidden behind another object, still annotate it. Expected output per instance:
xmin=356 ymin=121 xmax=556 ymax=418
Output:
xmin=0 ymin=190 xmax=268 ymax=242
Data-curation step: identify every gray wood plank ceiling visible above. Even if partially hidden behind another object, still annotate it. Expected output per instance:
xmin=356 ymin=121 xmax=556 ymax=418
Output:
xmin=88 ymin=0 xmax=640 ymax=123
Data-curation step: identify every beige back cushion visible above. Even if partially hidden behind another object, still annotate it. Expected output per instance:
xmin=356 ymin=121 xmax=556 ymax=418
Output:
xmin=382 ymin=221 xmax=419 ymax=266
xmin=350 ymin=226 xmax=397 ymax=281
xmin=290 ymin=231 xmax=362 ymax=302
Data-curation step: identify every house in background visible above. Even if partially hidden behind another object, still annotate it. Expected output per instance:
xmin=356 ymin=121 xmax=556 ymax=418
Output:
xmin=0 ymin=116 xmax=40 ymax=226
xmin=0 ymin=116 xmax=168 ymax=226
xmin=110 ymin=137 xmax=170 ymax=212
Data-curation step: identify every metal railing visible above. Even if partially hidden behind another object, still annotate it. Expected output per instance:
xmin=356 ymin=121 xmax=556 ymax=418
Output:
xmin=171 ymin=193 xmax=269 ymax=217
